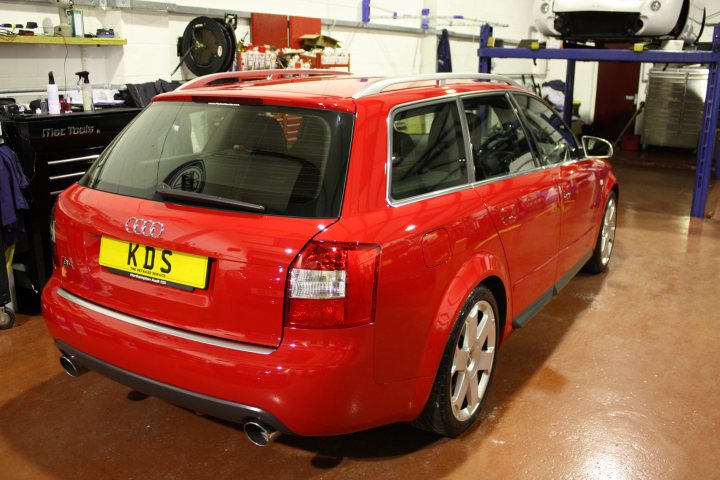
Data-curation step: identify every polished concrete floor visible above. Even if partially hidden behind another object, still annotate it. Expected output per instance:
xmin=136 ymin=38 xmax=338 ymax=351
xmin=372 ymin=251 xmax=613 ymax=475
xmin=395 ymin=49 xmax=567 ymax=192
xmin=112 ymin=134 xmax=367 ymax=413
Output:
xmin=1 ymin=153 xmax=719 ymax=479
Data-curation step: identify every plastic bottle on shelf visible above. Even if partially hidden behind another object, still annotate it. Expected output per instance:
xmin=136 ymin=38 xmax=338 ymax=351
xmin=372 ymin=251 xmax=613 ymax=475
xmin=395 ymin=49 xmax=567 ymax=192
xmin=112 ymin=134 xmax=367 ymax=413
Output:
xmin=76 ymin=71 xmax=94 ymax=112
xmin=47 ymin=71 xmax=61 ymax=114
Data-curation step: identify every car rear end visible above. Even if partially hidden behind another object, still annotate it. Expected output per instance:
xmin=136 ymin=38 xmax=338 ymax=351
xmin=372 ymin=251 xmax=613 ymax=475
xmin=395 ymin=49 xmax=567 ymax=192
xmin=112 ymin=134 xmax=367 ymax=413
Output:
xmin=41 ymin=88 xmax=397 ymax=437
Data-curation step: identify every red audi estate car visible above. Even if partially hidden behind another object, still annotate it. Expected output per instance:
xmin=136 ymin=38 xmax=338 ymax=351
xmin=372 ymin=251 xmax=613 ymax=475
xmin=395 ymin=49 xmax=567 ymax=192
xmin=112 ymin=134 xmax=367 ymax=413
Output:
xmin=42 ymin=71 xmax=618 ymax=446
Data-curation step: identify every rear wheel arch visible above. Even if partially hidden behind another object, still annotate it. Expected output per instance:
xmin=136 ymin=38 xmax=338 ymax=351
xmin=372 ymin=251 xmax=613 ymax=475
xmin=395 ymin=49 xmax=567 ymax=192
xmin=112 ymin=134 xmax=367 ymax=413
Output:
xmin=415 ymin=252 xmax=510 ymax=386
xmin=412 ymin=282 xmax=501 ymax=436
xmin=481 ymin=275 xmax=507 ymax=343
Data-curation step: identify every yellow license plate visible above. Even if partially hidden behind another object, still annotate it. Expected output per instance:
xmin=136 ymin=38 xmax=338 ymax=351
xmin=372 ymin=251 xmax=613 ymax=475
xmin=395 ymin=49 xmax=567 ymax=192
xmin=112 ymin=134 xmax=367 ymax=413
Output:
xmin=99 ymin=236 xmax=209 ymax=290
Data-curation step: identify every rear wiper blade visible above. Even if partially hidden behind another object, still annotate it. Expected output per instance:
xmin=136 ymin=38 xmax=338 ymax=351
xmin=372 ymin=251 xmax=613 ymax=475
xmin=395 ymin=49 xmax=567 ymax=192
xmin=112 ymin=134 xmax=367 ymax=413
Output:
xmin=248 ymin=148 xmax=306 ymax=163
xmin=155 ymin=183 xmax=266 ymax=213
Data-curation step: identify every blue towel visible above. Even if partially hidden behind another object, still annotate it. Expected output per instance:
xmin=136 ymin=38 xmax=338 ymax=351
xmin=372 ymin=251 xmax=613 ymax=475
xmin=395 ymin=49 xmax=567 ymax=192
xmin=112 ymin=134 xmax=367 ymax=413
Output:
xmin=437 ymin=28 xmax=452 ymax=73
xmin=0 ymin=145 xmax=29 ymax=246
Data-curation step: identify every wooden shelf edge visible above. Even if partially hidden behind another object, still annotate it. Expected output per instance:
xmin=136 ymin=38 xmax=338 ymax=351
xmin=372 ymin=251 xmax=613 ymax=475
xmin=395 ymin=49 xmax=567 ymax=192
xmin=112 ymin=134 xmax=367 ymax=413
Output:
xmin=0 ymin=36 xmax=127 ymax=46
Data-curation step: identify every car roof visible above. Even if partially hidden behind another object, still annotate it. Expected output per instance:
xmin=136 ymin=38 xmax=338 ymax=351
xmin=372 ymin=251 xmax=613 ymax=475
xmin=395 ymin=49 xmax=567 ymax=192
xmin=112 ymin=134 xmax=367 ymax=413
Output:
xmin=155 ymin=72 xmax=524 ymax=113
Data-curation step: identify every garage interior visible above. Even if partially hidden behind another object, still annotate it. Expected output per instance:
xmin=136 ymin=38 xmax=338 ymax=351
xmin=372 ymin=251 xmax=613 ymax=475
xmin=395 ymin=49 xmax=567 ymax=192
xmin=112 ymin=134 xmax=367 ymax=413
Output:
xmin=1 ymin=1 xmax=719 ymax=478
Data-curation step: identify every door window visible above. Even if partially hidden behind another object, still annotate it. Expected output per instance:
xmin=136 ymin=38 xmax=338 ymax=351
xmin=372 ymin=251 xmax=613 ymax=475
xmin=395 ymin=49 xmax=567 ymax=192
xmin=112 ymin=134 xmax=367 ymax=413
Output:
xmin=462 ymin=95 xmax=537 ymax=181
xmin=513 ymin=94 xmax=579 ymax=165
xmin=390 ymin=101 xmax=468 ymax=200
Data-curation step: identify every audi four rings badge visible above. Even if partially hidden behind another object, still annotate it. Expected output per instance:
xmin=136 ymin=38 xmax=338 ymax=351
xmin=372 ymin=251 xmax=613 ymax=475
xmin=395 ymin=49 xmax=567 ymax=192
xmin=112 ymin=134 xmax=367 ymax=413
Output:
xmin=124 ymin=217 xmax=165 ymax=238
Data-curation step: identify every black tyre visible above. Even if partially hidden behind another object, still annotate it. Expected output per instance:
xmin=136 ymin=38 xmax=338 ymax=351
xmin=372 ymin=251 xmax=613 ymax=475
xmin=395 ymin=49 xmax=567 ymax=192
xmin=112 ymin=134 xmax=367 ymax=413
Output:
xmin=583 ymin=191 xmax=617 ymax=274
xmin=670 ymin=0 xmax=690 ymax=38
xmin=696 ymin=9 xmax=706 ymax=44
xmin=0 ymin=307 xmax=15 ymax=330
xmin=413 ymin=285 xmax=499 ymax=437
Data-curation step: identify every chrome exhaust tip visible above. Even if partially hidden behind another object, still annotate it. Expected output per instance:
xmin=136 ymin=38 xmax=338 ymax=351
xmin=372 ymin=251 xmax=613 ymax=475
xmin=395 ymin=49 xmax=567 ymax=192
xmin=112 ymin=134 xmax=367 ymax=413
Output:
xmin=59 ymin=353 xmax=88 ymax=377
xmin=243 ymin=420 xmax=280 ymax=446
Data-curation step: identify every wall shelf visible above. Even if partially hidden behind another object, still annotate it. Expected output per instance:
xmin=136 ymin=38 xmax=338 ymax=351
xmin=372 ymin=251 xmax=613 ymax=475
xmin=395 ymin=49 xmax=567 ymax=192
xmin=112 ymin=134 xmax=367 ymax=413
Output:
xmin=0 ymin=36 xmax=126 ymax=46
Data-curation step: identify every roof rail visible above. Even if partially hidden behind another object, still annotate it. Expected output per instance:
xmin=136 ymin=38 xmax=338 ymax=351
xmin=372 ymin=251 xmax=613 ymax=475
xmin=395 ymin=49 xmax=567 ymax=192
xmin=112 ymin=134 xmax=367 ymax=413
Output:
xmin=352 ymin=73 xmax=520 ymax=99
xmin=177 ymin=69 xmax=351 ymax=91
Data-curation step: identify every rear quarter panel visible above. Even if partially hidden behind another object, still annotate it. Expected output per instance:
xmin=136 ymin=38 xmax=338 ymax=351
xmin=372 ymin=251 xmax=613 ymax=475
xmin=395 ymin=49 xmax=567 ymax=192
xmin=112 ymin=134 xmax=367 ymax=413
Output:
xmin=323 ymin=101 xmax=512 ymax=388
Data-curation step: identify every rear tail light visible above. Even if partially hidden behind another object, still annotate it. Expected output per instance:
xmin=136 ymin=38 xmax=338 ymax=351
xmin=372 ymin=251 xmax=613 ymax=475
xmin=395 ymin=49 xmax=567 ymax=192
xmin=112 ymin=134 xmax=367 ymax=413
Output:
xmin=286 ymin=241 xmax=381 ymax=329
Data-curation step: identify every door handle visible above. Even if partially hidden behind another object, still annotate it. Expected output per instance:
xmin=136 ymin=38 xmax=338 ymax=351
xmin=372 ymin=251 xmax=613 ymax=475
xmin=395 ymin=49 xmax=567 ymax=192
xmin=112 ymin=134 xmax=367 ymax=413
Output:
xmin=499 ymin=204 xmax=518 ymax=225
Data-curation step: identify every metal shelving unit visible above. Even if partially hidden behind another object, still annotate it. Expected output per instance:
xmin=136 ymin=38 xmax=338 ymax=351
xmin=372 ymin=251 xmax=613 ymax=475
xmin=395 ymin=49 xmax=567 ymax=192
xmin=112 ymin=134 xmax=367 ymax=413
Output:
xmin=478 ymin=24 xmax=720 ymax=218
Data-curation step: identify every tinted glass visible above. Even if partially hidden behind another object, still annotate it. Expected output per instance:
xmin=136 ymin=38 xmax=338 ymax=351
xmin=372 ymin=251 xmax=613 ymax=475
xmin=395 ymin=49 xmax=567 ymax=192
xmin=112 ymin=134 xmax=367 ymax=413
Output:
xmin=81 ymin=102 xmax=354 ymax=218
xmin=513 ymin=94 xmax=579 ymax=165
xmin=462 ymin=94 xmax=537 ymax=181
xmin=390 ymin=101 xmax=468 ymax=200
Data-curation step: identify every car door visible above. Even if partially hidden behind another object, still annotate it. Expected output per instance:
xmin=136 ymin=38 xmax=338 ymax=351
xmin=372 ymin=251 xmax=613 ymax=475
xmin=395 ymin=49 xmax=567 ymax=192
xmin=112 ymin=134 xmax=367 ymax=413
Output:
xmin=463 ymin=93 xmax=561 ymax=327
xmin=511 ymin=93 xmax=598 ymax=285
xmin=374 ymin=97 xmax=492 ymax=382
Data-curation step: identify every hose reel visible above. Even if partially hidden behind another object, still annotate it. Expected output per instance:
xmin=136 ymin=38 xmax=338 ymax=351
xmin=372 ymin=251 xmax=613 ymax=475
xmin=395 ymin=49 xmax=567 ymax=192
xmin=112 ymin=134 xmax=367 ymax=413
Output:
xmin=174 ymin=16 xmax=237 ymax=77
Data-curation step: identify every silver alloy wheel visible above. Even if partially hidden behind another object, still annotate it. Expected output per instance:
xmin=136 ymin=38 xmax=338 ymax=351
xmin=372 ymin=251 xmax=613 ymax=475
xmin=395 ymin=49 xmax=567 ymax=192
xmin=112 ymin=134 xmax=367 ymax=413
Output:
xmin=450 ymin=300 xmax=496 ymax=422
xmin=600 ymin=196 xmax=617 ymax=266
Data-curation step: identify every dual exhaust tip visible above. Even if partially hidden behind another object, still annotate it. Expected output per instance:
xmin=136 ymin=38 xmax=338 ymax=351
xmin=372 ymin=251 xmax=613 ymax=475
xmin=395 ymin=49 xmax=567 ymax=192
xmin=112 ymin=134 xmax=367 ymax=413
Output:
xmin=59 ymin=353 xmax=280 ymax=446
xmin=60 ymin=353 xmax=89 ymax=378
xmin=243 ymin=420 xmax=281 ymax=446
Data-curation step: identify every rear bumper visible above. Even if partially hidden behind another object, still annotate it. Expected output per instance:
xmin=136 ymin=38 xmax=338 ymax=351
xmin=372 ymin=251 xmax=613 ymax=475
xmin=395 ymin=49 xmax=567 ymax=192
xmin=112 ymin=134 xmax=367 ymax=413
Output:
xmin=55 ymin=339 xmax=292 ymax=433
xmin=42 ymin=277 xmax=427 ymax=436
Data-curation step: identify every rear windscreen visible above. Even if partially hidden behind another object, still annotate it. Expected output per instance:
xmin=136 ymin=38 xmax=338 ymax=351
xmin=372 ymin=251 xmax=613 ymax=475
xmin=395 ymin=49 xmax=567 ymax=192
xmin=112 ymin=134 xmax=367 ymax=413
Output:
xmin=81 ymin=102 xmax=354 ymax=218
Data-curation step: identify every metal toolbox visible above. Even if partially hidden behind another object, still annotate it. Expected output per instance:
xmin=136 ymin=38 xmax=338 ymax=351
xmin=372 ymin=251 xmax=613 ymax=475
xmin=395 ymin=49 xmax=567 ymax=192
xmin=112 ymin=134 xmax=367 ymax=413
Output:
xmin=641 ymin=66 xmax=707 ymax=149
xmin=0 ymin=108 xmax=140 ymax=310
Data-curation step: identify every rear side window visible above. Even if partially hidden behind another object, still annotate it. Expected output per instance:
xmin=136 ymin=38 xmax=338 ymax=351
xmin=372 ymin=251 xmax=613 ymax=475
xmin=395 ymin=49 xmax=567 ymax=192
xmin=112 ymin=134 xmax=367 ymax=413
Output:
xmin=390 ymin=101 xmax=468 ymax=201
xmin=462 ymin=95 xmax=537 ymax=181
xmin=81 ymin=102 xmax=354 ymax=218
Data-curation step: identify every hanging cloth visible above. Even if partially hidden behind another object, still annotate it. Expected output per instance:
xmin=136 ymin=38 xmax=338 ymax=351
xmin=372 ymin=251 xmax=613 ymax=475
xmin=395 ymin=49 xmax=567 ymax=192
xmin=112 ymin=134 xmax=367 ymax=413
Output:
xmin=0 ymin=144 xmax=30 ymax=247
xmin=5 ymin=244 xmax=13 ymax=277
xmin=437 ymin=28 xmax=452 ymax=73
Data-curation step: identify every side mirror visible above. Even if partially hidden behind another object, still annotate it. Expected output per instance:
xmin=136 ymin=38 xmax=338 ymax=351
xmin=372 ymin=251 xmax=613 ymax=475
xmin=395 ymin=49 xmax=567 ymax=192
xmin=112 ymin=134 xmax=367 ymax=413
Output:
xmin=581 ymin=136 xmax=614 ymax=159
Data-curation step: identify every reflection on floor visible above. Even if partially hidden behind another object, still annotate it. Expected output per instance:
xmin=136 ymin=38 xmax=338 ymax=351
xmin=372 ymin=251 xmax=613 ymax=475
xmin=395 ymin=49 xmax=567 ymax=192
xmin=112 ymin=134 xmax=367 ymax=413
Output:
xmin=0 ymin=149 xmax=718 ymax=479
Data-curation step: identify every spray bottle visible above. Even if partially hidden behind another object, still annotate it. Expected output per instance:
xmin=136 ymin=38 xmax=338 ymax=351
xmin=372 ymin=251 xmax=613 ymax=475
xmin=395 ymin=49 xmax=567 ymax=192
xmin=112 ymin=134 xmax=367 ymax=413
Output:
xmin=47 ymin=71 xmax=61 ymax=115
xmin=76 ymin=71 xmax=94 ymax=112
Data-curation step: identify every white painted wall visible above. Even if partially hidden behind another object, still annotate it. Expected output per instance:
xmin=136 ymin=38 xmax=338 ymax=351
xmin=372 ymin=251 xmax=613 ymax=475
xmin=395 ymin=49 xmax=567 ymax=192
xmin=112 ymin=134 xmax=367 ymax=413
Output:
xmin=0 ymin=0 xmax=643 ymax=124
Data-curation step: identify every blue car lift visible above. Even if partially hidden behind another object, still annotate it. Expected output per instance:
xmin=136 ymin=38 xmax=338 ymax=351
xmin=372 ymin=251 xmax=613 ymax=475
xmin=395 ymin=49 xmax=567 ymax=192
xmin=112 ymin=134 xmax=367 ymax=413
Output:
xmin=478 ymin=24 xmax=720 ymax=218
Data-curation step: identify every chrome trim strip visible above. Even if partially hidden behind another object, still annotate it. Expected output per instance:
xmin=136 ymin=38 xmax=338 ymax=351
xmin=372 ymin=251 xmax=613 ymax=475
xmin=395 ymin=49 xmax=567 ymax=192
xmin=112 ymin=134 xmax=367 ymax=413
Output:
xmin=49 ymin=172 xmax=86 ymax=181
xmin=386 ymin=97 xmax=472 ymax=207
xmin=353 ymin=73 xmax=520 ymax=99
xmin=389 ymin=183 xmax=475 ymax=207
xmin=48 ymin=155 xmax=99 ymax=166
xmin=50 ymin=190 xmax=64 ymax=196
xmin=385 ymin=91 xmax=551 ymax=208
xmin=455 ymin=96 xmax=475 ymax=183
xmin=507 ymin=90 xmax=583 ymax=161
xmin=57 ymin=289 xmax=276 ymax=355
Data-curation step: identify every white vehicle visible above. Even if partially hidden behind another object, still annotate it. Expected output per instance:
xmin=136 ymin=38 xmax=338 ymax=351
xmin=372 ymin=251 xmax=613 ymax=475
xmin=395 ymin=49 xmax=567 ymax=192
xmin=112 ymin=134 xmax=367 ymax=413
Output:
xmin=534 ymin=0 xmax=706 ymax=43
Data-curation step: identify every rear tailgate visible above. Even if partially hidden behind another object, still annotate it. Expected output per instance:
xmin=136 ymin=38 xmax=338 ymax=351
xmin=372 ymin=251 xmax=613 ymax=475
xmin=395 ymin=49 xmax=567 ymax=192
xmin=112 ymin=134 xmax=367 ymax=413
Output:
xmin=54 ymin=185 xmax=332 ymax=348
